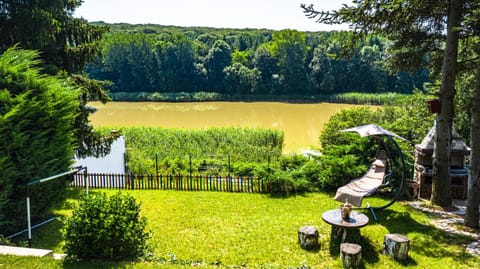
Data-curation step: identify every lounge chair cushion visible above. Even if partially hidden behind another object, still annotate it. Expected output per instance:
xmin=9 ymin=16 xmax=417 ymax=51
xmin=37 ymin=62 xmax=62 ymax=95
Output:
xmin=373 ymin=159 xmax=385 ymax=168
xmin=334 ymin=153 xmax=388 ymax=207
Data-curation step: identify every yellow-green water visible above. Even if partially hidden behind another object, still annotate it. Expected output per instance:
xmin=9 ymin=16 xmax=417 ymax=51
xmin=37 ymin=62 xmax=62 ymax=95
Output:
xmin=89 ymin=101 xmax=361 ymax=153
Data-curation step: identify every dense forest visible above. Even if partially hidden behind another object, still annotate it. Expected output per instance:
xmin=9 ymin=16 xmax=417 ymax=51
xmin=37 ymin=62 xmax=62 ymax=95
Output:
xmin=85 ymin=23 xmax=430 ymax=99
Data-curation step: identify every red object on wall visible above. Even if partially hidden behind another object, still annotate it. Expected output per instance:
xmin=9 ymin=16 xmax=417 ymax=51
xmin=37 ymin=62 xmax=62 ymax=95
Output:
xmin=427 ymin=99 xmax=441 ymax=113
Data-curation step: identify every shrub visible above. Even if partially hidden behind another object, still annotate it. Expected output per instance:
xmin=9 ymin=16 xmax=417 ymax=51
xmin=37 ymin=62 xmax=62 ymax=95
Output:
xmin=317 ymin=152 xmax=367 ymax=190
xmin=291 ymin=160 xmax=323 ymax=189
xmin=63 ymin=192 xmax=150 ymax=261
xmin=266 ymin=170 xmax=296 ymax=196
xmin=266 ymin=169 xmax=310 ymax=196
xmin=279 ymin=154 xmax=309 ymax=170
xmin=232 ymin=162 xmax=258 ymax=177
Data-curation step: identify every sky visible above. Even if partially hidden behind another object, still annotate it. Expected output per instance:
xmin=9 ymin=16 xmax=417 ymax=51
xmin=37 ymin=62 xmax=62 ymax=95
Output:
xmin=74 ymin=0 xmax=351 ymax=32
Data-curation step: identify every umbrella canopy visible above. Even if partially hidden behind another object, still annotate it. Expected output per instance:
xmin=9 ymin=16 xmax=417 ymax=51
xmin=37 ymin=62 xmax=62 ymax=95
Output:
xmin=341 ymin=124 xmax=408 ymax=141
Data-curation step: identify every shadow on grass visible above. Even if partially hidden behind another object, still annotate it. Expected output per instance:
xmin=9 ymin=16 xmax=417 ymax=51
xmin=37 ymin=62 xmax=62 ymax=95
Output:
xmin=62 ymin=260 xmax=130 ymax=269
xmin=371 ymin=208 xmax=474 ymax=266
xmin=10 ymin=188 xmax=86 ymax=250
xmin=327 ymin=230 xmax=380 ymax=263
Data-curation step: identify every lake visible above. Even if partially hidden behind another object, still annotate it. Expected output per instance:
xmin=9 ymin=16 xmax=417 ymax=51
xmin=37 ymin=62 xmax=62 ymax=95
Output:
xmin=88 ymin=102 xmax=361 ymax=153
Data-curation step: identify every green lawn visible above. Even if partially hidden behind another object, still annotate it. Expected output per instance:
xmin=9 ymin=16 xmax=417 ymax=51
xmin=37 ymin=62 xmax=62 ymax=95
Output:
xmin=2 ymin=189 xmax=478 ymax=268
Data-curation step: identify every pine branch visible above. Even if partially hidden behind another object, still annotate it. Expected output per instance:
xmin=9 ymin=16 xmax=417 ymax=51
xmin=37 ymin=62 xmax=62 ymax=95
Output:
xmin=300 ymin=4 xmax=343 ymax=25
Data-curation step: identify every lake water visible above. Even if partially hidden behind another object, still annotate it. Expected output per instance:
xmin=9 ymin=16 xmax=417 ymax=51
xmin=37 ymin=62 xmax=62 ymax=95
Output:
xmin=88 ymin=102 xmax=361 ymax=153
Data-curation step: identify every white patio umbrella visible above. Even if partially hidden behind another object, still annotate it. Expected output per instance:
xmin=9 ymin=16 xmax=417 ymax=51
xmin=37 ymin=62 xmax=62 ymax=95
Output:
xmin=341 ymin=124 xmax=409 ymax=142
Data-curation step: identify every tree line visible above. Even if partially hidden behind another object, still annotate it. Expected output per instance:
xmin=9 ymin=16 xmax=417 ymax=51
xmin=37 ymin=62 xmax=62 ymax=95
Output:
xmin=85 ymin=23 xmax=429 ymax=97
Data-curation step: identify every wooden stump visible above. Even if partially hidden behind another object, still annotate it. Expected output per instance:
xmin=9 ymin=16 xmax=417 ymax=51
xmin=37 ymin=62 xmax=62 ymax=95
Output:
xmin=298 ymin=226 xmax=319 ymax=250
xmin=383 ymin=233 xmax=410 ymax=260
xmin=340 ymin=243 xmax=362 ymax=269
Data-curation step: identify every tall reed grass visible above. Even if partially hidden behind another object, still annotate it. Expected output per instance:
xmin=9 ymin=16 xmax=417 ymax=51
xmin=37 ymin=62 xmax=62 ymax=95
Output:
xmin=98 ymin=127 xmax=284 ymax=175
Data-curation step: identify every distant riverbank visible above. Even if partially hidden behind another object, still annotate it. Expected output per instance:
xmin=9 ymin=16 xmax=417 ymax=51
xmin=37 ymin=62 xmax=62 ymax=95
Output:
xmin=108 ymin=91 xmax=407 ymax=105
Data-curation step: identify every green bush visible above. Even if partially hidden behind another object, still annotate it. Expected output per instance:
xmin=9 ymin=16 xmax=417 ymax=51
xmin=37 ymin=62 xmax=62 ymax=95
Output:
xmin=63 ymin=192 xmax=150 ymax=261
xmin=266 ymin=169 xmax=310 ymax=196
xmin=291 ymin=160 xmax=323 ymax=189
xmin=278 ymin=154 xmax=309 ymax=170
xmin=266 ymin=170 xmax=296 ymax=196
xmin=232 ymin=162 xmax=259 ymax=177
xmin=317 ymin=152 xmax=367 ymax=190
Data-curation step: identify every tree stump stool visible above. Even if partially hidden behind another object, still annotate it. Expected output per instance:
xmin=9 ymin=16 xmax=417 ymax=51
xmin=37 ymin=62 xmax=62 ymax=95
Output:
xmin=340 ymin=243 xmax=362 ymax=269
xmin=383 ymin=233 xmax=410 ymax=260
xmin=298 ymin=226 xmax=319 ymax=250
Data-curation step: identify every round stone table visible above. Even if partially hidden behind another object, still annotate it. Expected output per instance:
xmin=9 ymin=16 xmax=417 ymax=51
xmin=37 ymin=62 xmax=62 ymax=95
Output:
xmin=322 ymin=209 xmax=369 ymax=254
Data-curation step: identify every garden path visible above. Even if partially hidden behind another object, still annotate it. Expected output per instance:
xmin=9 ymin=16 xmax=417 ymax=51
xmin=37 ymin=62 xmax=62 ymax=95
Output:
xmin=409 ymin=200 xmax=480 ymax=256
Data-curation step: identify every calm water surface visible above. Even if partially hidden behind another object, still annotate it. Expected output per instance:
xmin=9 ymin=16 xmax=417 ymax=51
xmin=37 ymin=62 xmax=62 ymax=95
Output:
xmin=89 ymin=102 xmax=361 ymax=153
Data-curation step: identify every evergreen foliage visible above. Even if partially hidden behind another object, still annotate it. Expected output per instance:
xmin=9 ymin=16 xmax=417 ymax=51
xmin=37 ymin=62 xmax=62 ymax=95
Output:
xmin=0 ymin=0 xmax=107 ymax=74
xmin=0 ymin=48 xmax=79 ymax=234
xmin=0 ymin=0 xmax=114 ymax=158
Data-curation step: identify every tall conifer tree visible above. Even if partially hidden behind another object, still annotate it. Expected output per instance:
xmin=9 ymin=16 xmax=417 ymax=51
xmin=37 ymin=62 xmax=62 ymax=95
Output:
xmin=0 ymin=0 xmax=114 ymax=158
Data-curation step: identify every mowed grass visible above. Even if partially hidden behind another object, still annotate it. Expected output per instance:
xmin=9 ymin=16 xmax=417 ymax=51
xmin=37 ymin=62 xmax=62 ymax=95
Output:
xmin=2 ymin=189 xmax=479 ymax=268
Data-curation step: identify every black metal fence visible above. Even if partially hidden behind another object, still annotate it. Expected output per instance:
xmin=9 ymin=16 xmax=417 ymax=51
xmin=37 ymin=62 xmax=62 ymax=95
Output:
xmin=71 ymin=173 xmax=269 ymax=193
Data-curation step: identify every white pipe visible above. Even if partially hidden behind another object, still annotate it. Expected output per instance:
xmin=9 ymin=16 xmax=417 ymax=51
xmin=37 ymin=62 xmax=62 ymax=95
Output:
xmin=85 ymin=172 xmax=89 ymax=195
xmin=26 ymin=197 xmax=31 ymax=243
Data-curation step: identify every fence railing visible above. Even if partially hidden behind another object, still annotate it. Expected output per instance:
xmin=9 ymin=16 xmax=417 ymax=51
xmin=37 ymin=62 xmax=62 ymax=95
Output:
xmin=71 ymin=173 xmax=269 ymax=193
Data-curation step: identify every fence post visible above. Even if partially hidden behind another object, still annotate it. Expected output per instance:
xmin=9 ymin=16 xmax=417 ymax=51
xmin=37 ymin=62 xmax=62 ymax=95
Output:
xmin=250 ymin=177 xmax=254 ymax=193
xmin=83 ymin=171 xmax=89 ymax=194
xmin=209 ymin=175 xmax=212 ymax=191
